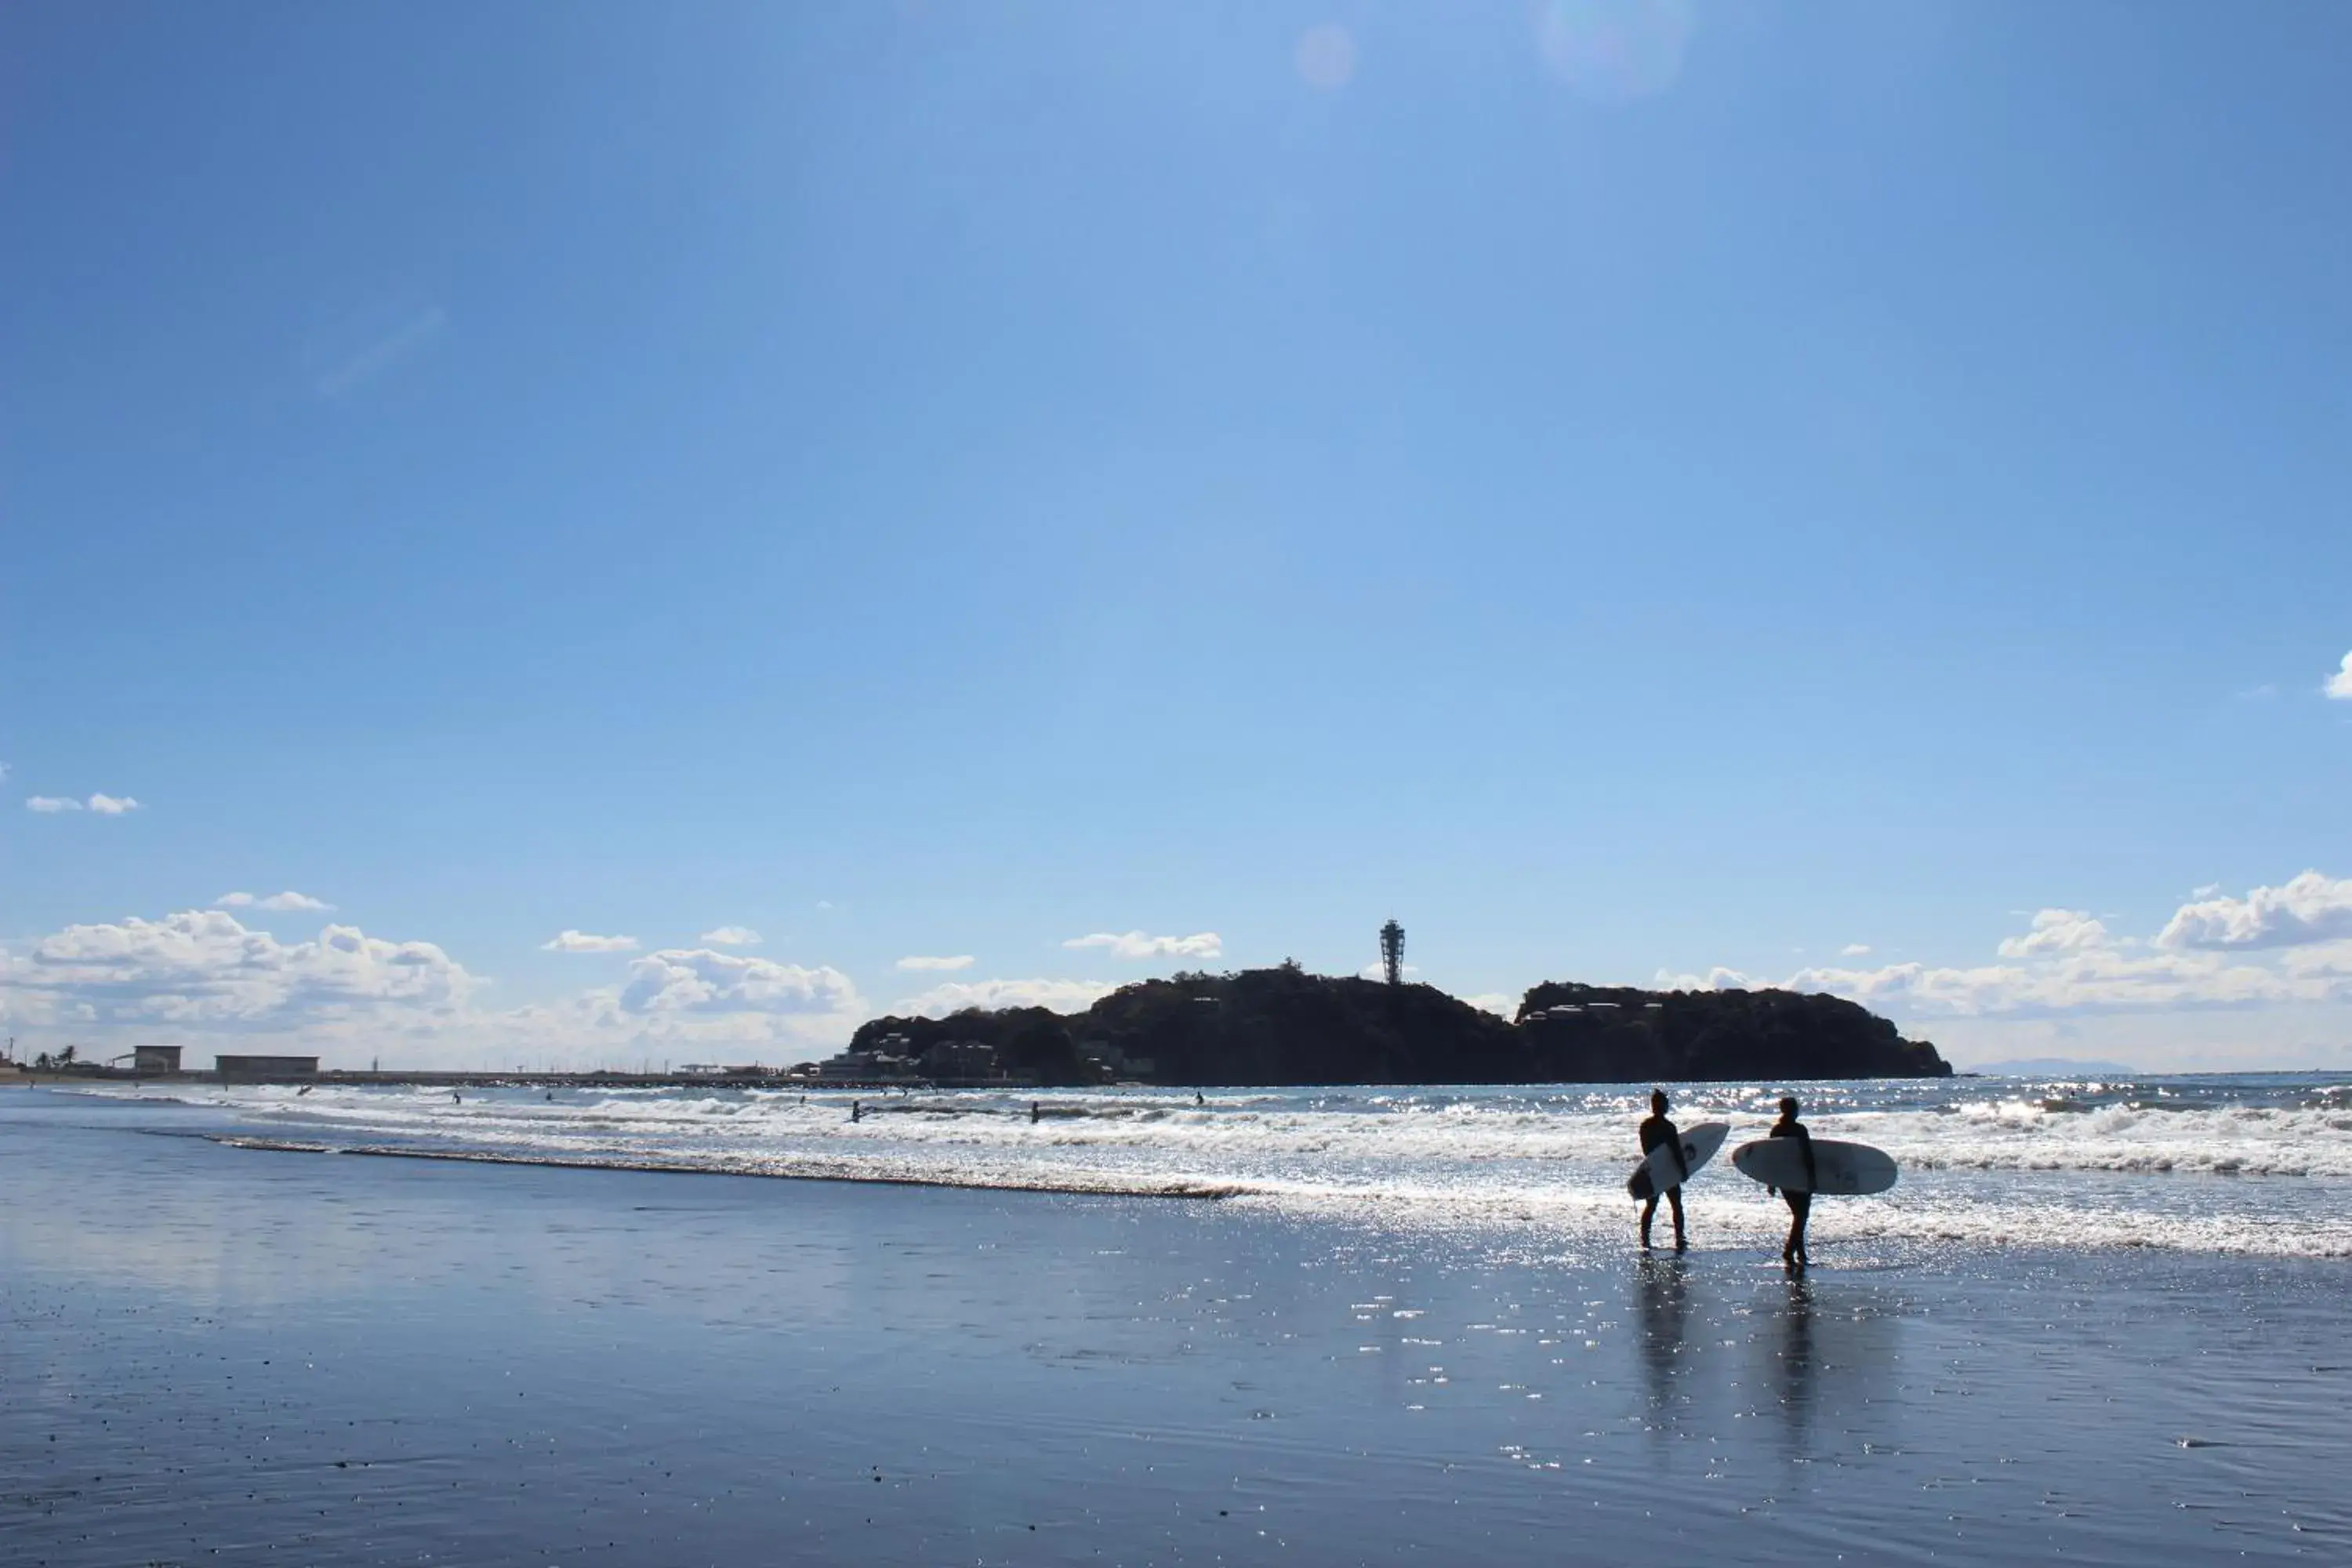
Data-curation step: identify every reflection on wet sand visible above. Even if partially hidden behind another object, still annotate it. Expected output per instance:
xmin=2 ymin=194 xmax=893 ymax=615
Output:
xmin=1774 ymin=1272 xmax=1818 ymax=1450
xmin=1634 ymin=1253 xmax=1691 ymax=1424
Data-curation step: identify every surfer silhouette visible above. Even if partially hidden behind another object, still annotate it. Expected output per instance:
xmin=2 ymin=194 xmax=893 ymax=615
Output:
xmin=1637 ymin=1090 xmax=1690 ymax=1251
xmin=1768 ymin=1096 xmax=1817 ymax=1269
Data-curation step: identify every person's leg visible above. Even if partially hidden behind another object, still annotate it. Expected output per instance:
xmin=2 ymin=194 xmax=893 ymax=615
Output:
xmin=1666 ymin=1186 xmax=1686 ymax=1249
xmin=1782 ymin=1193 xmax=1802 ymax=1265
xmin=1791 ymin=1192 xmax=1812 ymax=1265
xmin=1639 ymin=1194 xmax=1659 ymax=1249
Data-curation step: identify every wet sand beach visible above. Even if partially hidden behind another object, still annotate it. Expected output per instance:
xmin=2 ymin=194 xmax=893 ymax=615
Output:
xmin=5 ymin=1088 xmax=2348 ymax=1565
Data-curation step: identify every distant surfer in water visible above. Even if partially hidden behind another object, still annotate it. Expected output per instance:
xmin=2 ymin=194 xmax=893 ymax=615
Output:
xmin=1768 ymin=1096 xmax=1817 ymax=1269
xmin=1637 ymin=1090 xmax=1690 ymax=1252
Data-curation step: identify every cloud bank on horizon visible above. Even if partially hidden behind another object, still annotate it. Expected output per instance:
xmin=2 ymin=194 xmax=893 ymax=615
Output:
xmin=3 ymin=875 xmax=2349 ymax=1073
xmin=1654 ymin=873 xmax=2352 ymax=1065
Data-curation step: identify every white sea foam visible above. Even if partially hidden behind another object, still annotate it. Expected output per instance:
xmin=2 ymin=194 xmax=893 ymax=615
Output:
xmin=92 ymin=1075 xmax=2352 ymax=1259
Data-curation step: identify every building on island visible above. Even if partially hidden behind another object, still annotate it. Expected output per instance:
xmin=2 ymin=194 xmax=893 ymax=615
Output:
xmin=919 ymin=1040 xmax=999 ymax=1080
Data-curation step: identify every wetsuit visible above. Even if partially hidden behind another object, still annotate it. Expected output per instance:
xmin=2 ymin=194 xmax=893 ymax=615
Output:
xmin=1770 ymin=1116 xmax=1817 ymax=1265
xmin=1638 ymin=1113 xmax=1689 ymax=1249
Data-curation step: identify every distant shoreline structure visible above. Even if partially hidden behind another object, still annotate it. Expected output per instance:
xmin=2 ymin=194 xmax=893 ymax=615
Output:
xmin=6 ymin=968 xmax=1955 ymax=1090
xmin=1964 ymin=1057 xmax=2142 ymax=1078
xmin=844 ymin=966 xmax=1953 ymax=1088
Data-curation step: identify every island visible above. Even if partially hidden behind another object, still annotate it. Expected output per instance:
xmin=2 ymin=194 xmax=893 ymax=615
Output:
xmin=841 ymin=964 xmax=1951 ymax=1087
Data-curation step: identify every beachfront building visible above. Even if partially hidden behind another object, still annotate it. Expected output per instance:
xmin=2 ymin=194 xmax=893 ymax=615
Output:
xmin=215 ymin=1054 xmax=320 ymax=1082
xmin=132 ymin=1045 xmax=183 ymax=1076
xmin=813 ymin=1048 xmax=918 ymax=1081
xmin=919 ymin=1040 xmax=999 ymax=1080
xmin=1078 ymin=1040 xmax=1156 ymax=1083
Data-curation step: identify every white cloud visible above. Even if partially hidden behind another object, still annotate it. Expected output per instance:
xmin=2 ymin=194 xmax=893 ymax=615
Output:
xmin=1358 ymin=962 xmax=1421 ymax=980
xmin=1784 ymin=946 xmax=2310 ymax=1018
xmin=1694 ymin=884 xmax=2352 ymax=1024
xmin=698 ymin=927 xmax=763 ymax=947
xmin=25 ymin=793 xmax=140 ymax=815
xmin=896 ymin=954 xmax=976 ymax=971
xmin=615 ymin=948 xmax=858 ymax=1018
xmin=540 ymin=930 xmax=639 ymax=953
xmin=216 ymin=891 xmax=336 ymax=913
xmin=1841 ymin=943 xmax=1872 ymax=957
xmin=0 ymin=907 xmax=868 ymax=1071
xmin=1995 ymin=909 xmax=2111 ymax=958
xmin=1465 ymin=992 xmax=1516 ymax=1018
xmin=441 ymin=952 xmax=863 ymax=1068
xmin=2282 ymin=941 xmax=2352 ymax=982
xmin=2158 ymin=871 xmax=2352 ymax=952
xmin=887 ymin=978 xmax=1116 ymax=1018
xmin=1062 ymin=931 xmax=1223 ymax=961
xmin=2 ymin=909 xmax=479 ymax=1031
xmin=2325 ymin=652 xmax=2352 ymax=700
xmin=1651 ymin=966 xmax=1759 ymax=993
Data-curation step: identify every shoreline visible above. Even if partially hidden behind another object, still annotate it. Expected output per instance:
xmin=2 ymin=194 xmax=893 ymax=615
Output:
xmin=209 ymin=1132 xmax=1242 ymax=1199
xmin=5 ymin=1092 xmax=2347 ymax=1565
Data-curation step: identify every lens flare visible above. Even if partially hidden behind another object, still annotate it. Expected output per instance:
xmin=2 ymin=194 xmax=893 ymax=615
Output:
xmin=1534 ymin=0 xmax=1697 ymax=106
xmin=1295 ymin=23 xmax=1358 ymax=91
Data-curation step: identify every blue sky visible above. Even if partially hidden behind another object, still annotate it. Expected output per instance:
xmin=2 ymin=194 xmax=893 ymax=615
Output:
xmin=5 ymin=2 xmax=2349 ymax=1071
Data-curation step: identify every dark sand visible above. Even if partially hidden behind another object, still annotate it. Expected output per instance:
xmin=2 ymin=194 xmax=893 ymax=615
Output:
xmin=4 ymin=1091 xmax=2347 ymax=1565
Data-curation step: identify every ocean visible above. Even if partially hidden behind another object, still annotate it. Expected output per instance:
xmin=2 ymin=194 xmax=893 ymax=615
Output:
xmin=5 ymin=1075 xmax=2347 ymax=1564
xmin=102 ymin=1070 xmax=2352 ymax=1258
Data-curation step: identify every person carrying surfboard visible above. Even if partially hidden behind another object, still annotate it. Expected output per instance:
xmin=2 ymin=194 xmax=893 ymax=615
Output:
xmin=1637 ymin=1090 xmax=1690 ymax=1252
xmin=1767 ymin=1096 xmax=1818 ymax=1269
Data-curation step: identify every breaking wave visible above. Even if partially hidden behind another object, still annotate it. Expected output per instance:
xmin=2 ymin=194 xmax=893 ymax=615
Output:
xmin=89 ymin=1072 xmax=2352 ymax=1259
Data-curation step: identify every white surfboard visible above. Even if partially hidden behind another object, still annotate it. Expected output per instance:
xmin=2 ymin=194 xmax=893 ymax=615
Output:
xmin=1627 ymin=1121 xmax=1729 ymax=1201
xmin=1731 ymin=1136 xmax=1897 ymax=1196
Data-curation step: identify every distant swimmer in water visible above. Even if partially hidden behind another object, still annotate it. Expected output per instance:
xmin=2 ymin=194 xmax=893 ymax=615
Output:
xmin=1638 ymin=1089 xmax=1690 ymax=1252
xmin=452 ymin=1092 xmax=462 ymax=1104
xmin=851 ymin=1099 xmax=862 ymax=1123
xmin=1195 ymin=1091 xmax=1205 ymax=1107
xmin=1767 ymin=1095 xmax=1817 ymax=1269
xmin=1031 ymin=1100 xmax=1041 ymax=1124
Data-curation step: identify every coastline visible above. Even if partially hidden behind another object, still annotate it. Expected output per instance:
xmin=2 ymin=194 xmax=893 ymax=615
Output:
xmin=212 ymin=1131 xmax=1243 ymax=1198
xmin=5 ymin=1087 xmax=2350 ymax=1564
